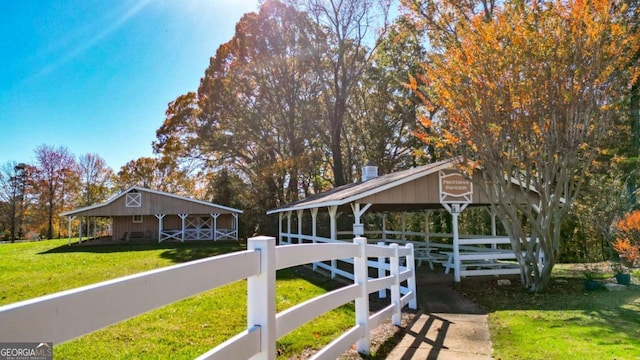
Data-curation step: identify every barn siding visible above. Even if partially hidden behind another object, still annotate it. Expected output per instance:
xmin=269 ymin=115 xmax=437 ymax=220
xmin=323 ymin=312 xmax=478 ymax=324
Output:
xmin=76 ymin=190 xmax=237 ymax=218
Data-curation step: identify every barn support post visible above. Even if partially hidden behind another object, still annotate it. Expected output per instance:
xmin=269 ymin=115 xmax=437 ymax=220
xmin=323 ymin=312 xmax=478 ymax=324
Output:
xmin=178 ymin=214 xmax=188 ymax=243
xmin=78 ymin=217 xmax=83 ymax=244
xmin=67 ymin=216 xmax=75 ymax=246
xmin=154 ymin=214 xmax=165 ymax=243
xmin=232 ymin=213 xmax=238 ymax=240
xmin=211 ymin=213 xmax=220 ymax=241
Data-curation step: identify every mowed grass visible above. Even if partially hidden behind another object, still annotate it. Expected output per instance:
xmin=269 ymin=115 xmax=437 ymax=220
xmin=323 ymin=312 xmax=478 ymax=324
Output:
xmin=461 ymin=265 xmax=640 ymax=360
xmin=0 ymin=239 xmax=355 ymax=359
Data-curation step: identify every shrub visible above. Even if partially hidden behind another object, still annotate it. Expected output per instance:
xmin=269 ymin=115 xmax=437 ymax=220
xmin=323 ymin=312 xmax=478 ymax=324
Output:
xmin=613 ymin=210 xmax=640 ymax=267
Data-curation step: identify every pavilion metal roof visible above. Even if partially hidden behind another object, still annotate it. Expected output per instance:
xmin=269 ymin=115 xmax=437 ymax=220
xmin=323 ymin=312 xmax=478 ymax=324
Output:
xmin=266 ymin=158 xmax=459 ymax=215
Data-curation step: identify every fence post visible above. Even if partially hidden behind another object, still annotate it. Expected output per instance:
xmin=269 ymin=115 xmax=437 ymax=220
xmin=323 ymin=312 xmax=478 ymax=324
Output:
xmin=405 ymin=243 xmax=417 ymax=310
xmin=247 ymin=236 xmax=276 ymax=360
xmin=390 ymin=243 xmax=401 ymax=326
xmin=377 ymin=241 xmax=386 ymax=299
xmin=354 ymin=236 xmax=370 ymax=355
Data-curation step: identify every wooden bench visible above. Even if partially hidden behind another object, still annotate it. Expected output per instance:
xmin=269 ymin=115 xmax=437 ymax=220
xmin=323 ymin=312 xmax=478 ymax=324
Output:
xmin=125 ymin=231 xmax=149 ymax=242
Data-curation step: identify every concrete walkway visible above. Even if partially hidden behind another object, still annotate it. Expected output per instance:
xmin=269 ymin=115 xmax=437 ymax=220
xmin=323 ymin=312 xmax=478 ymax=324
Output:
xmin=386 ymin=272 xmax=494 ymax=359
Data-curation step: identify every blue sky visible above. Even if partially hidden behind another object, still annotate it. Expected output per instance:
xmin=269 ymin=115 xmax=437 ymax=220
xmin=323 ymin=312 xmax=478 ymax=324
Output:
xmin=0 ymin=0 xmax=260 ymax=170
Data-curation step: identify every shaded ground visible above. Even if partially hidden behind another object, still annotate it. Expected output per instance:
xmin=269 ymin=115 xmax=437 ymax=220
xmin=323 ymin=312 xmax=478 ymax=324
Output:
xmin=382 ymin=270 xmax=494 ymax=360
xmin=333 ymin=266 xmax=495 ymax=360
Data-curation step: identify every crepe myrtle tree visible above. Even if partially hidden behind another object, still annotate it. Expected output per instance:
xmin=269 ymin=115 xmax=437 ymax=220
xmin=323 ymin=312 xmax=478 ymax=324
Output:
xmin=405 ymin=0 xmax=640 ymax=291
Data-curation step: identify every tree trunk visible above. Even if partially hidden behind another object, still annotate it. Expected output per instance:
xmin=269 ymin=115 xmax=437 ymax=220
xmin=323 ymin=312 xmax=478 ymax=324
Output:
xmin=332 ymin=133 xmax=345 ymax=186
xmin=629 ymin=82 xmax=639 ymax=207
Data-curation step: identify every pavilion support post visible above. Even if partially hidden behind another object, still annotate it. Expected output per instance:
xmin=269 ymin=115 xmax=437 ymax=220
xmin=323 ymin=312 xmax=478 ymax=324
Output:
xmin=401 ymin=212 xmax=406 ymax=241
xmin=490 ymin=208 xmax=497 ymax=250
xmin=311 ymin=208 xmax=318 ymax=270
xmin=278 ymin=213 xmax=283 ymax=245
xmin=382 ymin=213 xmax=387 ymax=241
xmin=211 ymin=213 xmax=220 ymax=241
xmin=328 ymin=206 xmax=338 ymax=241
xmin=425 ymin=211 xmax=431 ymax=244
xmin=328 ymin=205 xmax=338 ymax=279
xmin=452 ymin=210 xmax=461 ymax=282
xmin=154 ymin=214 xmax=165 ymax=243
xmin=442 ymin=203 xmax=467 ymax=283
xmin=297 ymin=210 xmax=303 ymax=243
xmin=78 ymin=217 xmax=83 ymax=244
xmin=178 ymin=214 xmax=188 ymax=243
xmin=286 ymin=211 xmax=292 ymax=245
xmin=490 ymin=208 xmax=497 ymax=237
xmin=351 ymin=203 xmax=372 ymax=237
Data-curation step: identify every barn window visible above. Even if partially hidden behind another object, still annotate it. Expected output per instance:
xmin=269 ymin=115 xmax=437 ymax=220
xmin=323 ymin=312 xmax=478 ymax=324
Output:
xmin=126 ymin=192 xmax=141 ymax=207
xmin=133 ymin=215 xmax=143 ymax=223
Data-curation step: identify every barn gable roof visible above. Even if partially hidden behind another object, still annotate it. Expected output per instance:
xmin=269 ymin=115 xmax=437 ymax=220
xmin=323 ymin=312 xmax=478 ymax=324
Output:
xmin=61 ymin=186 xmax=243 ymax=217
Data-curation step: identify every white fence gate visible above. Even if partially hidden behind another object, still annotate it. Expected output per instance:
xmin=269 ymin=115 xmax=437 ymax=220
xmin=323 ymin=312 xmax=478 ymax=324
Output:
xmin=0 ymin=236 xmax=416 ymax=359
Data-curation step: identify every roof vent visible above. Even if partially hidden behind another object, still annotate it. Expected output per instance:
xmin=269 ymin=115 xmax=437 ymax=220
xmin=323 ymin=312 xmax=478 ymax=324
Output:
xmin=362 ymin=163 xmax=378 ymax=182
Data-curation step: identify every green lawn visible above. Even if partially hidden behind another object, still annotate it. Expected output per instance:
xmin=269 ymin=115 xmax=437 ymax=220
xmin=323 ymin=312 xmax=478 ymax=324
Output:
xmin=6 ymin=240 xmax=638 ymax=359
xmin=0 ymin=239 xmax=355 ymax=359
xmin=461 ymin=265 xmax=640 ymax=360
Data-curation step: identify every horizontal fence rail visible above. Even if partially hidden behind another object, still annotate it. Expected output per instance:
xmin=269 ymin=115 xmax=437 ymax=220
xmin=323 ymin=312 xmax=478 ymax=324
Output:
xmin=0 ymin=236 xmax=416 ymax=360
xmin=0 ymin=250 xmax=260 ymax=344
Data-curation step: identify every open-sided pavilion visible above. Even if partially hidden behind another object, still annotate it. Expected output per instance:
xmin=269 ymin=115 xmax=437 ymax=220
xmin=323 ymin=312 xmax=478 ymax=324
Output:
xmin=267 ymin=158 xmax=541 ymax=281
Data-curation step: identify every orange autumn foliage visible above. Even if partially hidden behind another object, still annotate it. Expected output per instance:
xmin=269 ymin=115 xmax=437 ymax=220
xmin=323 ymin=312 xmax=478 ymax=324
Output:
xmin=613 ymin=211 xmax=640 ymax=267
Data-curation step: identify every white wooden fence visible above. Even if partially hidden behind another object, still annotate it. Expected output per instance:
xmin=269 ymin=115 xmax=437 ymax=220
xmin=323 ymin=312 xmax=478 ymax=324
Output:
xmin=0 ymin=236 xmax=416 ymax=360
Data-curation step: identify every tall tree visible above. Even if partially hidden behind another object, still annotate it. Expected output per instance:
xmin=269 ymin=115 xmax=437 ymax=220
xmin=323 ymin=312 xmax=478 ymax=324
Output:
xmin=153 ymin=92 xmax=206 ymax=173
xmin=33 ymin=145 xmax=78 ymax=240
xmin=405 ymin=0 xmax=640 ymax=291
xmin=157 ymin=1 xmax=326 ymax=210
xmin=297 ymin=0 xmax=391 ymax=185
xmin=78 ymin=153 xmax=114 ymax=207
xmin=349 ymin=19 xmax=429 ymax=176
xmin=0 ymin=162 xmax=29 ymax=242
xmin=115 ymin=157 xmax=194 ymax=196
